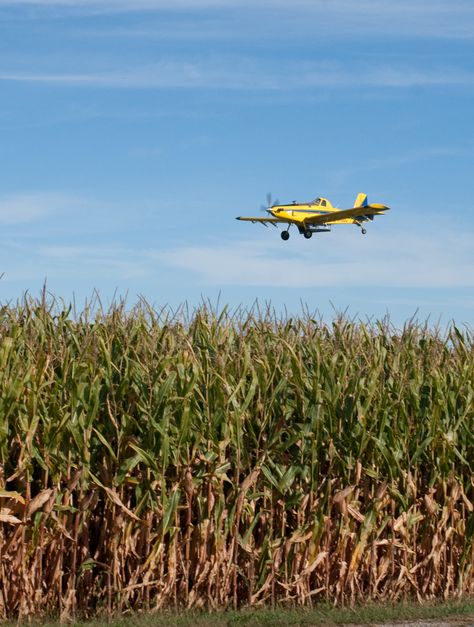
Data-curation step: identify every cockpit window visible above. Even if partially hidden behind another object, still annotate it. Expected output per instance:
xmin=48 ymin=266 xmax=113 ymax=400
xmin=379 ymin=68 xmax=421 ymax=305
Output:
xmin=314 ymin=198 xmax=321 ymax=206
xmin=321 ymin=200 xmax=327 ymax=207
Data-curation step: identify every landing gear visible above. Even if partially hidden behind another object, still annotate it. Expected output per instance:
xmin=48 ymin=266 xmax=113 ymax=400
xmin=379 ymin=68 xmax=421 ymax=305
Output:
xmin=361 ymin=228 xmax=367 ymax=235
xmin=303 ymin=231 xmax=313 ymax=239
xmin=281 ymin=230 xmax=290 ymax=241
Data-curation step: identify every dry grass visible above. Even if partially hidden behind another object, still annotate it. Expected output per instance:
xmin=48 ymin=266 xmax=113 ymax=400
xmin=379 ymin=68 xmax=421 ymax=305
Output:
xmin=0 ymin=296 xmax=473 ymax=619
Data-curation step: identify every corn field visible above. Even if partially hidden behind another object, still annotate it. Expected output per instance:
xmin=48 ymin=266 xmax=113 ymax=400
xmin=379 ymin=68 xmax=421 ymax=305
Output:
xmin=0 ymin=297 xmax=473 ymax=619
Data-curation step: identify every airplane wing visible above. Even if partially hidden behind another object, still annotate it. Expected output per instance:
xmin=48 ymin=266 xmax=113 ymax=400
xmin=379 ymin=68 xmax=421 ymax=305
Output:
xmin=303 ymin=204 xmax=390 ymax=226
xmin=236 ymin=216 xmax=289 ymax=226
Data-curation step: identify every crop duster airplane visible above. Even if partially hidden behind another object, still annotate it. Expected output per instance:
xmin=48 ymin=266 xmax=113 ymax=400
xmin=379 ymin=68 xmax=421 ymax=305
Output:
xmin=236 ymin=193 xmax=390 ymax=240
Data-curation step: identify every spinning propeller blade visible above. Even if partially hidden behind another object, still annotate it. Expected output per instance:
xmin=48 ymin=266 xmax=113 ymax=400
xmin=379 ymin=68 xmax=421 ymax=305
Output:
xmin=260 ymin=192 xmax=280 ymax=214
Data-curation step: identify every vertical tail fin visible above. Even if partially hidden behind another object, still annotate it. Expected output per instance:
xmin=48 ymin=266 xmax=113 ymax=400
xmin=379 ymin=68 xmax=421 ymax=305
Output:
xmin=354 ymin=193 xmax=368 ymax=208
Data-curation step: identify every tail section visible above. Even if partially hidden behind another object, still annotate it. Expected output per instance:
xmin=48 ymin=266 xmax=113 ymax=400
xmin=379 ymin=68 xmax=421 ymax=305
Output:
xmin=354 ymin=193 xmax=368 ymax=208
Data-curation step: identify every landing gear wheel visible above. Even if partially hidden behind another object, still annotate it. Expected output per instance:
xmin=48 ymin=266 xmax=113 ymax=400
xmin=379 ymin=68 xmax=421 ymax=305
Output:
xmin=281 ymin=231 xmax=290 ymax=241
xmin=304 ymin=231 xmax=313 ymax=239
xmin=361 ymin=228 xmax=367 ymax=235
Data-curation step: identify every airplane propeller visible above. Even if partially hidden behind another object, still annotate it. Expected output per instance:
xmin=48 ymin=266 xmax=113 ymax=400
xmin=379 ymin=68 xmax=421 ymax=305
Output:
xmin=260 ymin=192 xmax=279 ymax=214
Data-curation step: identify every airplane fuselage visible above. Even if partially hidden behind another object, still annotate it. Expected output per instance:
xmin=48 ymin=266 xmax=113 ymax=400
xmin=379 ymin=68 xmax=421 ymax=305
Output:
xmin=270 ymin=197 xmax=357 ymax=227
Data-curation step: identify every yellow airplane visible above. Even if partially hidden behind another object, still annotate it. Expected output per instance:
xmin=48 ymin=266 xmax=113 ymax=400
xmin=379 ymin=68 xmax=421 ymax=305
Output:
xmin=236 ymin=193 xmax=390 ymax=240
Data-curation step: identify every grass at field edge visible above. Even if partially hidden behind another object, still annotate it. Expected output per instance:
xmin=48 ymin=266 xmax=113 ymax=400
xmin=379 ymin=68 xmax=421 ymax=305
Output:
xmin=16 ymin=599 xmax=474 ymax=626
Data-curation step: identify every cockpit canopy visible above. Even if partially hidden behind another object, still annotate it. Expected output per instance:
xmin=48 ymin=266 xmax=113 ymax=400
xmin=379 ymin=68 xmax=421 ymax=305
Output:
xmin=313 ymin=197 xmax=328 ymax=207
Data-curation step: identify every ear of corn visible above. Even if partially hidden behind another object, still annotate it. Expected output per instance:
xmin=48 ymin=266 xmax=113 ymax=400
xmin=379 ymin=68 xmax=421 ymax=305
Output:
xmin=0 ymin=297 xmax=473 ymax=619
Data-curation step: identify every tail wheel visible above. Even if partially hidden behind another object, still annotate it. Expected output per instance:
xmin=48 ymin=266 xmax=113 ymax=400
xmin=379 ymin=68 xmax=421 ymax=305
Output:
xmin=304 ymin=231 xmax=313 ymax=239
xmin=281 ymin=231 xmax=290 ymax=241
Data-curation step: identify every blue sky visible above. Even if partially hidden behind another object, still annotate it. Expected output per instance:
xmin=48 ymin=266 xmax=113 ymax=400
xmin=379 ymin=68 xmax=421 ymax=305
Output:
xmin=0 ymin=0 xmax=473 ymax=324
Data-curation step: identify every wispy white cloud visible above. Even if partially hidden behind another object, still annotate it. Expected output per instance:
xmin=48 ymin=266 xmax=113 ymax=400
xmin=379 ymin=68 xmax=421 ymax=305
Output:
xmin=1 ymin=212 xmax=473 ymax=291
xmin=39 ymin=245 xmax=149 ymax=279
xmin=326 ymin=146 xmax=474 ymax=183
xmin=1 ymin=0 xmax=473 ymax=40
xmin=0 ymin=192 xmax=74 ymax=224
xmin=1 ymin=61 xmax=473 ymax=90
xmin=0 ymin=0 xmax=470 ymax=12
xmin=0 ymin=187 xmax=472 ymax=293
xmin=0 ymin=0 xmax=239 ymax=5
xmin=157 ymin=224 xmax=474 ymax=289
xmin=1 ymin=243 xmax=152 ymax=283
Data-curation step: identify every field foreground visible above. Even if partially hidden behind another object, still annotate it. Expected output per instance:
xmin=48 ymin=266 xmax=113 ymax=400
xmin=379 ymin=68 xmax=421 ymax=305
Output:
xmin=6 ymin=600 xmax=474 ymax=626
xmin=0 ymin=299 xmax=474 ymax=619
